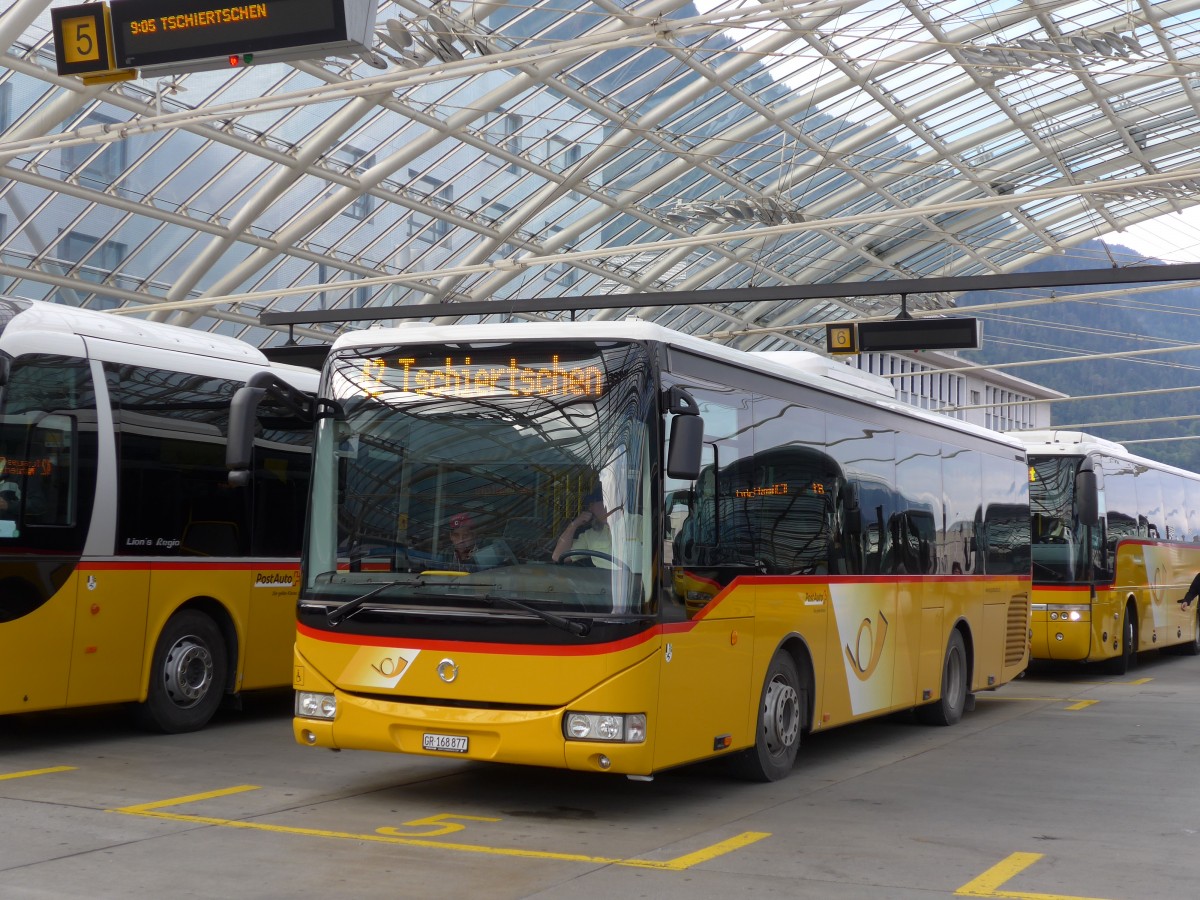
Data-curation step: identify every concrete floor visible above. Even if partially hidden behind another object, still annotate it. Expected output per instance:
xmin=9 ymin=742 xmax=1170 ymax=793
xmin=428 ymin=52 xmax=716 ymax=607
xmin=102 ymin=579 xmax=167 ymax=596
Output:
xmin=3 ymin=651 xmax=1200 ymax=899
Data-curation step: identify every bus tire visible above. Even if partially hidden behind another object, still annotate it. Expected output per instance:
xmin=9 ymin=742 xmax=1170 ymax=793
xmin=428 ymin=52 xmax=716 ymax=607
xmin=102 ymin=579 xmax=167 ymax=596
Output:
xmin=730 ymin=651 xmax=802 ymax=782
xmin=135 ymin=610 xmax=228 ymax=734
xmin=1107 ymin=602 xmax=1137 ymax=675
xmin=1180 ymin=606 xmax=1200 ymax=656
xmin=916 ymin=630 xmax=968 ymax=726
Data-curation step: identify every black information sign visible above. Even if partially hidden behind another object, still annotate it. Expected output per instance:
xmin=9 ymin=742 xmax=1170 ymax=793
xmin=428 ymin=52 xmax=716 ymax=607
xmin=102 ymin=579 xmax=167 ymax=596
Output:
xmin=109 ymin=0 xmax=347 ymax=69
xmin=856 ymin=317 xmax=981 ymax=352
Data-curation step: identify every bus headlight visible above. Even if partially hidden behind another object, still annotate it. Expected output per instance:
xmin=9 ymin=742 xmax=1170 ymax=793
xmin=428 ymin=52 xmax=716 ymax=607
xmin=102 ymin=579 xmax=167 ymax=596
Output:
xmin=564 ymin=712 xmax=646 ymax=743
xmin=296 ymin=691 xmax=336 ymax=719
xmin=1048 ymin=605 xmax=1087 ymax=623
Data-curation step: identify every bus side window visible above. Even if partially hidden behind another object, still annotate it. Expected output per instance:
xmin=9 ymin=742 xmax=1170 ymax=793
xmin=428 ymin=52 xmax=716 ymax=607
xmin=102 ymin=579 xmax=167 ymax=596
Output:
xmin=23 ymin=415 xmax=75 ymax=527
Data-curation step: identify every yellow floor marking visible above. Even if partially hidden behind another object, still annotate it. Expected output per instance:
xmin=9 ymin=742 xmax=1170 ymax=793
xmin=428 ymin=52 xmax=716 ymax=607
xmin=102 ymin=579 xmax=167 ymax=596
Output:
xmin=1075 ymin=678 xmax=1151 ymax=686
xmin=110 ymin=786 xmax=770 ymax=871
xmin=977 ymin=696 xmax=1096 ymax=710
xmin=0 ymin=766 xmax=77 ymax=781
xmin=957 ymin=852 xmax=1113 ymax=900
xmin=115 ymin=784 xmax=259 ymax=812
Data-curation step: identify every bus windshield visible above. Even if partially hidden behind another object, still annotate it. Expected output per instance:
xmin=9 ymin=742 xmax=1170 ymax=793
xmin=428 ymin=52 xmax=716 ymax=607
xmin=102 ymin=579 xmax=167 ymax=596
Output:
xmin=305 ymin=339 xmax=656 ymax=620
xmin=1029 ymin=455 xmax=1089 ymax=583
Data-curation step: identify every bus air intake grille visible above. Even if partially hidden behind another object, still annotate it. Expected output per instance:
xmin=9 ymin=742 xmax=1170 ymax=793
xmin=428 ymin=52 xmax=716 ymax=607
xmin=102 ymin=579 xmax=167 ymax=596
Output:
xmin=1005 ymin=596 xmax=1029 ymax=666
xmin=348 ymin=690 xmax=559 ymax=712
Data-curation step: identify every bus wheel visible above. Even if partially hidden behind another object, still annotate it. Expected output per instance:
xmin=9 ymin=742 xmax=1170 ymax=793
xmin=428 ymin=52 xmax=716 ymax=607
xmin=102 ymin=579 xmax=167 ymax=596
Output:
xmin=730 ymin=652 xmax=802 ymax=782
xmin=1108 ymin=603 xmax=1137 ymax=675
xmin=916 ymin=630 xmax=968 ymax=726
xmin=135 ymin=610 xmax=228 ymax=733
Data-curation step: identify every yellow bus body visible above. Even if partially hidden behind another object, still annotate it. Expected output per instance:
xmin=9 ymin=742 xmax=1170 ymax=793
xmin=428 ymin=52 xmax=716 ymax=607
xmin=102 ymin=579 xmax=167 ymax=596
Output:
xmin=1031 ymin=539 xmax=1200 ymax=662
xmin=1 ymin=561 xmax=299 ymax=715
xmin=294 ymin=573 xmax=1028 ymax=776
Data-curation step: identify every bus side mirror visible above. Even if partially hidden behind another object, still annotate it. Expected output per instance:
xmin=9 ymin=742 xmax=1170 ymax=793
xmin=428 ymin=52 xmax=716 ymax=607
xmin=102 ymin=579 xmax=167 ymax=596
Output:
xmin=667 ymin=415 xmax=703 ymax=480
xmin=227 ymin=384 xmax=267 ymax=486
xmin=226 ymin=370 xmax=320 ymax=486
xmin=665 ymin=386 xmax=703 ymax=480
xmin=1076 ymin=469 xmax=1099 ymax=526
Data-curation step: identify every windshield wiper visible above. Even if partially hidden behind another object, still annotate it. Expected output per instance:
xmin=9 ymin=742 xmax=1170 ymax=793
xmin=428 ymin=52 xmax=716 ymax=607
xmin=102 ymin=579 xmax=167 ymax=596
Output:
xmin=325 ymin=581 xmax=591 ymax=636
xmin=482 ymin=593 xmax=592 ymax=636
xmin=327 ymin=580 xmax=415 ymax=627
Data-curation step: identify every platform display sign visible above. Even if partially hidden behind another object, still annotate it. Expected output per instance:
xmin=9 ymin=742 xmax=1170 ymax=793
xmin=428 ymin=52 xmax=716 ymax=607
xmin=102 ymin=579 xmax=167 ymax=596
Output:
xmin=825 ymin=323 xmax=858 ymax=355
xmin=52 ymin=3 xmax=120 ymax=77
xmin=857 ymin=317 xmax=981 ymax=352
xmin=108 ymin=0 xmax=348 ymax=70
xmin=825 ymin=318 xmax=981 ymax=354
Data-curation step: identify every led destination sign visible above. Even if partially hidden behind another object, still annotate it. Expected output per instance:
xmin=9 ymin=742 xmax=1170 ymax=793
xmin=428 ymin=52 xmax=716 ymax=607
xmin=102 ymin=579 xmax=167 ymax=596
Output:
xmin=108 ymin=0 xmax=361 ymax=71
xmin=357 ymin=354 xmax=606 ymax=400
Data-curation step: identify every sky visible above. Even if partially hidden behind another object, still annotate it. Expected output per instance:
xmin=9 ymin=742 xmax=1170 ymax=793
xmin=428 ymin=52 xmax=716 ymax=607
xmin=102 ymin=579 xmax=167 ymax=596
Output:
xmin=1101 ymin=208 xmax=1200 ymax=263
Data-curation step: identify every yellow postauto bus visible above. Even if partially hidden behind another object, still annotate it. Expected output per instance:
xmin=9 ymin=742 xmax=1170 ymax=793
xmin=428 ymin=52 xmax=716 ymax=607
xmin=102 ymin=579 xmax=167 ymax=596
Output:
xmin=1016 ymin=430 xmax=1200 ymax=673
xmin=262 ymin=321 xmax=1030 ymax=781
xmin=0 ymin=298 xmax=314 ymax=732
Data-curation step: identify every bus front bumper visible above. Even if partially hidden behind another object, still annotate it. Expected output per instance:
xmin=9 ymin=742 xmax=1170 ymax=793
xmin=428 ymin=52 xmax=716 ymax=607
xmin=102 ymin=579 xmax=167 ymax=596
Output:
xmin=1030 ymin=603 xmax=1092 ymax=661
xmin=293 ymin=654 xmax=660 ymax=777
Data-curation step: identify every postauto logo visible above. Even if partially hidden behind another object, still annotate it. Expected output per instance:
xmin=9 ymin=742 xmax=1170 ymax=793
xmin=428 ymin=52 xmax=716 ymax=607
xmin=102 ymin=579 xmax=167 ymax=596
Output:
xmin=254 ymin=572 xmax=296 ymax=588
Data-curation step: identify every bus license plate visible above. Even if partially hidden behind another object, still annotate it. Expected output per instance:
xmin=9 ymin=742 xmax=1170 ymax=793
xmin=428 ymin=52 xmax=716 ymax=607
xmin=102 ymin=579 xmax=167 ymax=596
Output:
xmin=423 ymin=732 xmax=468 ymax=753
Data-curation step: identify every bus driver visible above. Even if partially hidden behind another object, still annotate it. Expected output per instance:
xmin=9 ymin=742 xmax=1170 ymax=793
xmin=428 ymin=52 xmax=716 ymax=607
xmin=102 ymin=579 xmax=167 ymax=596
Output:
xmin=552 ymin=486 xmax=614 ymax=568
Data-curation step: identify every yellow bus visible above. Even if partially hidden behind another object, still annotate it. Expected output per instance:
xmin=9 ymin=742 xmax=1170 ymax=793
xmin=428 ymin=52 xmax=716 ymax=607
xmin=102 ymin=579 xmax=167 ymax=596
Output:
xmin=1017 ymin=430 xmax=1200 ymax=673
xmin=0 ymin=298 xmax=314 ymax=732
xmin=267 ymin=321 xmax=1030 ymax=781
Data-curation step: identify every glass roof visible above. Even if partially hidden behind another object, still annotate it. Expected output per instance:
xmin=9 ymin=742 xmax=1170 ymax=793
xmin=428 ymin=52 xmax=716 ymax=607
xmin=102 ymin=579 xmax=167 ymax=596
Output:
xmin=3 ymin=0 xmax=1200 ymax=352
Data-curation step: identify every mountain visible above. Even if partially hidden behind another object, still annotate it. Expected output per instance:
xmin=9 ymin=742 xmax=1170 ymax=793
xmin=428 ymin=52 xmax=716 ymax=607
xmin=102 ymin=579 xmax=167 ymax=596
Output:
xmin=956 ymin=240 xmax=1200 ymax=472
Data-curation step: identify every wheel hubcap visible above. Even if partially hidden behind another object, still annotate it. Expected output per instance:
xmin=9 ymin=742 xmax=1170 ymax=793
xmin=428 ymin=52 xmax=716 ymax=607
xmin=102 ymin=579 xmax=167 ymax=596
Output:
xmin=762 ymin=676 xmax=800 ymax=755
xmin=163 ymin=637 xmax=213 ymax=708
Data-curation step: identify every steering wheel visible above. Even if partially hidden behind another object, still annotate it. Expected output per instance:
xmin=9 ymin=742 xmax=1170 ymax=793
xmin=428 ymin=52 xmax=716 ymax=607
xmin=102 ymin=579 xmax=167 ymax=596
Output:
xmin=556 ymin=549 xmax=631 ymax=576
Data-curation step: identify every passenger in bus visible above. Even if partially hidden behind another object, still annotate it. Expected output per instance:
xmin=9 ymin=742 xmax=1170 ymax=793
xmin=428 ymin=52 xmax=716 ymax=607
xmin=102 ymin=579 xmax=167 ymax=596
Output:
xmin=443 ymin=512 xmax=481 ymax=566
xmin=439 ymin=512 xmax=516 ymax=570
xmin=552 ymin=486 xmax=613 ymax=568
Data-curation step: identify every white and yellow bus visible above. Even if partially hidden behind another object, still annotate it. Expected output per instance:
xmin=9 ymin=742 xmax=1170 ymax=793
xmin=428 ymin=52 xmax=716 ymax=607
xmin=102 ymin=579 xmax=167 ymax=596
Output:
xmin=1017 ymin=430 xmax=1200 ymax=673
xmin=0 ymin=298 xmax=314 ymax=732
xmin=271 ymin=321 xmax=1030 ymax=780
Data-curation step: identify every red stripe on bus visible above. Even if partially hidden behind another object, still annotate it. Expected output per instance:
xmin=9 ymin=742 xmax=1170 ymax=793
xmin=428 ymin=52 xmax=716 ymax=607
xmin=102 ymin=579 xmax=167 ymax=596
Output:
xmin=78 ymin=560 xmax=300 ymax=571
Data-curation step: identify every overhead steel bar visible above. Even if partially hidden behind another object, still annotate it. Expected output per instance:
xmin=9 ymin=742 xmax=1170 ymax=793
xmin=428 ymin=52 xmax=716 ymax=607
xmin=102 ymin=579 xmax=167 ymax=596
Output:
xmin=259 ymin=262 xmax=1200 ymax=327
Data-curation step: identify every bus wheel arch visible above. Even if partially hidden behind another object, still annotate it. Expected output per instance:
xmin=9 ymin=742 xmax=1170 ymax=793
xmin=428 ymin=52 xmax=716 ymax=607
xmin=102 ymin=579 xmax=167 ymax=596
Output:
xmin=916 ymin=624 xmax=971 ymax=727
xmin=781 ymin=636 xmax=815 ymax=737
xmin=730 ymin=637 xmax=811 ymax=782
xmin=134 ymin=599 xmax=237 ymax=733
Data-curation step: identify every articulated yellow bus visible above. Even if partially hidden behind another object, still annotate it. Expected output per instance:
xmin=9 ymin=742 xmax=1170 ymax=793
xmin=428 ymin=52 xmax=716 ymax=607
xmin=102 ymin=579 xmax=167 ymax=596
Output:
xmin=0 ymin=298 xmax=314 ymax=732
xmin=269 ymin=321 xmax=1030 ymax=780
xmin=1016 ymin=430 xmax=1200 ymax=673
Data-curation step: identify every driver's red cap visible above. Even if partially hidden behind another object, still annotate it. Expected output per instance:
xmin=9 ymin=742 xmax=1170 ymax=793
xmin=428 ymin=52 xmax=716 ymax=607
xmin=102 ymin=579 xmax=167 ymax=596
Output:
xmin=449 ymin=512 xmax=475 ymax=530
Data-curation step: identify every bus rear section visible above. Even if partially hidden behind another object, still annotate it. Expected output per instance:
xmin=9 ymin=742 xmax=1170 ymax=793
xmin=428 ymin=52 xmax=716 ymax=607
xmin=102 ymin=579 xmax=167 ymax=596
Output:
xmin=291 ymin=322 xmax=1030 ymax=780
xmin=1022 ymin=430 xmax=1200 ymax=672
xmin=0 ymin=298 xmax=313 ymax=731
